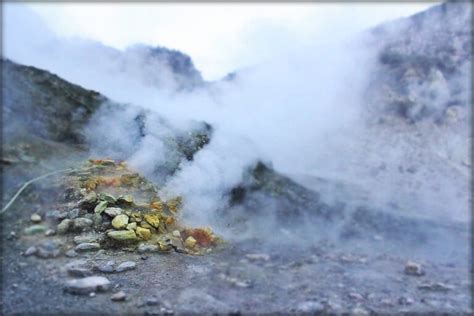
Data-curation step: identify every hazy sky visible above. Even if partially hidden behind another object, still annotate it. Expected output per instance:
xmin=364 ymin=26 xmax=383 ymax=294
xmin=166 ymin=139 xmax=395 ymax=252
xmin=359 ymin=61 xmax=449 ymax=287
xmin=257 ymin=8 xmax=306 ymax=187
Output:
xmin=25 ymin=2 xmax=436 ymax=80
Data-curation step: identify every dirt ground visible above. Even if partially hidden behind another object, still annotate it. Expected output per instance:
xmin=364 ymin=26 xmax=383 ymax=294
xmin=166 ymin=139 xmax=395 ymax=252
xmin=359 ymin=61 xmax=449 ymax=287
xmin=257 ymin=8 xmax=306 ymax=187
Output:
xmin=1 ymin=159 xmax=471 ymax=315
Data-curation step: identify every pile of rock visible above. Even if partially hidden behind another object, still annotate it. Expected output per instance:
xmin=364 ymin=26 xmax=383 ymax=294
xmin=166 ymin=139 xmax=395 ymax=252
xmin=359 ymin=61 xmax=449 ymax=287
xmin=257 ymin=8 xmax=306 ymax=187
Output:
xmin=24 ymin=159 xmax=220 ymax=256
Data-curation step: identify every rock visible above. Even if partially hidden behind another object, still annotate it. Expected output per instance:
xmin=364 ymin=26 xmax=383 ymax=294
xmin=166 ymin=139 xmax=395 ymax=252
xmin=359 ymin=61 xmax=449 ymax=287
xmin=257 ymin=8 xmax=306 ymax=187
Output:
xmin=79 ymin=191 xmax=97 ymax=205
xmin=404 ymin=261 xmax=425 ymax=276
xmin=75 ymin=243 xmax=101 ymax=252
xmin=245 ymin=253 xmax=270 ymax=262
xmin=36 ymin=240 xmax=61 ymax=258
xmin=24 ymin=225 xmax=47 ymax=235
xmin=137 ymin=243 xmax=159 ymax=253
xmin=115 ymin=261 xmax=136 ymax=273
xmin=117 ymin=195 xmax=133 ymax=203
xmin=24 ymin=246 xmax=37 ymax=256
xmin=144 ymin=214 xmax=160 ymax=228
xmin=64 ymin=276 xmax=111 ymax=295
xmin=66 ymin=261 xmax=93 ymax=277
xmin=104 ymin=207 xmax=122 ymax=217
xmin=398 ymin=296 xmax=414 ymax=305
xmin=348 ymin=292 xmax=365 ymax=301
xmin=136 ymin=227 xmax=151 ymax=240
xmin=111 ymin=291 xmax=127 ymax=302
xmin=145 ymin=297 xmax=160 ymax=306
xmin=45 ymin=229 xmax=55 ymax=236
xmin=46 ymin=210 xmax=68 ymax=221
xmin=184 ymin=236 xmax=197 ymax=249
xmin=112 ymin=214 xmax=129 ymax=229
xmin=418 ymin=282 xmax=454 ymax=291
xmin=57 ymin=219 xmax=72 ymax=235
xmin=107 ymin=230 xmax=137 ymax=242
xmin=67 ymin=208 xmax=80 ymax=219
xmin=95 ymin=260 xmax=115 ymax=273
xmin=94 ymin=201 xmax=108 ymax=214
xmin=126 ymin=222 xmax=137 ymax=230
xmin=92 ymin=213 xmax=103 ymax=227
xmin=73 ymin=218 xmax=93 ymax=230
xmin=30 ymin=214 xmax=42 ymax=223
xmin=74 ymin=234 xmax=101 ymax=244
xmin=296 ymin=301 xmax=324 ymax=313
xmin=65 ymin=250 xmax=78 ymax=258
xmin=98 ymin=192 xmax=116 ymax=203
xmin=172 ymin=230 xmax=181 ymax=237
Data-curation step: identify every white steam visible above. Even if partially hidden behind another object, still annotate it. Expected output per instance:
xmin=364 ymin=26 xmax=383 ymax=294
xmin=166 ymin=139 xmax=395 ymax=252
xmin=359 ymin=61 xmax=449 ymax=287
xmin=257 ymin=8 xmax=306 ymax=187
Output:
xmin=3 ymin=2 xmax=469 ymax=238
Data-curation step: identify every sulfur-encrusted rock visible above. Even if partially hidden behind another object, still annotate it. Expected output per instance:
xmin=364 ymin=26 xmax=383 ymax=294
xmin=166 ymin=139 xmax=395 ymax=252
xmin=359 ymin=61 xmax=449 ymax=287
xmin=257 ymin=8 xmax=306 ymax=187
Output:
xmin=112 ymin=214 xmax=129 ymax=229
xmin=136 ymin=227 xmax=151 ymax=240
xmin=144 ymin=214 xmax=160 ymax=228
xmin=184 ymin=236 xmax=197 ymax=249
xmin=107 ymin=230 xmax=137 ymax=242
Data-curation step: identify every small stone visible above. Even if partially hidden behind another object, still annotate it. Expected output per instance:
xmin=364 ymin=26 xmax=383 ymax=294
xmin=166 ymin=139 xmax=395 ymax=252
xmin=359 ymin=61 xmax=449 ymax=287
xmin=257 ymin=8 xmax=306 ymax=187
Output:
xmin=348 ymin=292 xmax=364 ymax=301
xmin=46 ymin=210 xmax=68 ymax=221
xmin=144 ymin=214 xmax=160 ymax=228
xmin=98 ymin=192 xmax=116 ymax=204
xmin=184 ymin=236 xmax=197 ymax=249
xmin=107 ymin=230 xmax=137 ymax=242
xmin=80 ymin=191 xmax=97 ymax=204
xmin=73 ymin=218 xmax=93 ymax=231
xmin=65 ymin=250 xmax=78 ymax=258
xmin=245 ymin=253 xmax=270 ymax=262
xmin=45 ymin=229 xmax=55 ymax=236
xmin=172 ymin=230 xmax=181 ymax=237
xmin=36 ymin=240 xmax=61 ymax=258
xmin=137 ymin=243 xmax=159 ymax=253
xmin=66 ymin=261 xmax=93 ymax=277
xmin=75 ymin=243 xmax=101 ymax=252
xmin=112 ymin=214 xmax=129 ymax=229
xmin=146 ymin=297 xmax=160 ymax=306
xmin=126 ymin=222 xmax=137 ymax=231
xmin=398 ymin=296 xmax=414 ymax=305
xmin=418 ymin=282 xmax=454 ymax=291
xmin=92 ymin=213 xmax=103 ymax=227
xmin=404 ymin=261 xmax=425 ymax=276
xmin=118 ymin=195 xmax=134 ymax=204
xmin=30 ymin=214 xmax=42 ymax=223
xmin=67 ymin=209 xmax=80 ymax=219
xmin=64 ymin=276 xmax=111 ymax=295
xmin=296 ymin=301 xmax=324 ymax=313
xmin=95 ymin=260 xmax=115 ymax=273
xmin=115 ymin=261 xmax=136 ymax=273
xmin=111 ymin=291 xmax=127 ymax=302
xmin=94 ymin=201 xmax=108 ymax=214
xmin=136 ymin=227 xmax=151 ymax=240
xmin=57 ymin=219 xmax=72 ymax=235
xmin=24 ymin=225 xmax=47 ymax=235
xmin=104 ymin=207 xmax=122 ymax=217
xmin=130 ymin=212 xmax=142 ymax=222
xmin=74 ymin=234 xmax=101 ymax=245
xmin=24 ymin=246 xmax=37 ymax=256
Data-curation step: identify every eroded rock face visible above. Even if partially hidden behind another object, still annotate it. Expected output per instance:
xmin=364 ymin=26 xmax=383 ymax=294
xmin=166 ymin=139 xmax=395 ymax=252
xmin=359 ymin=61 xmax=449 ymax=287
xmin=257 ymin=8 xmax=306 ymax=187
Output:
xmin=366 ymin=1 xmax=471 ymax=123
